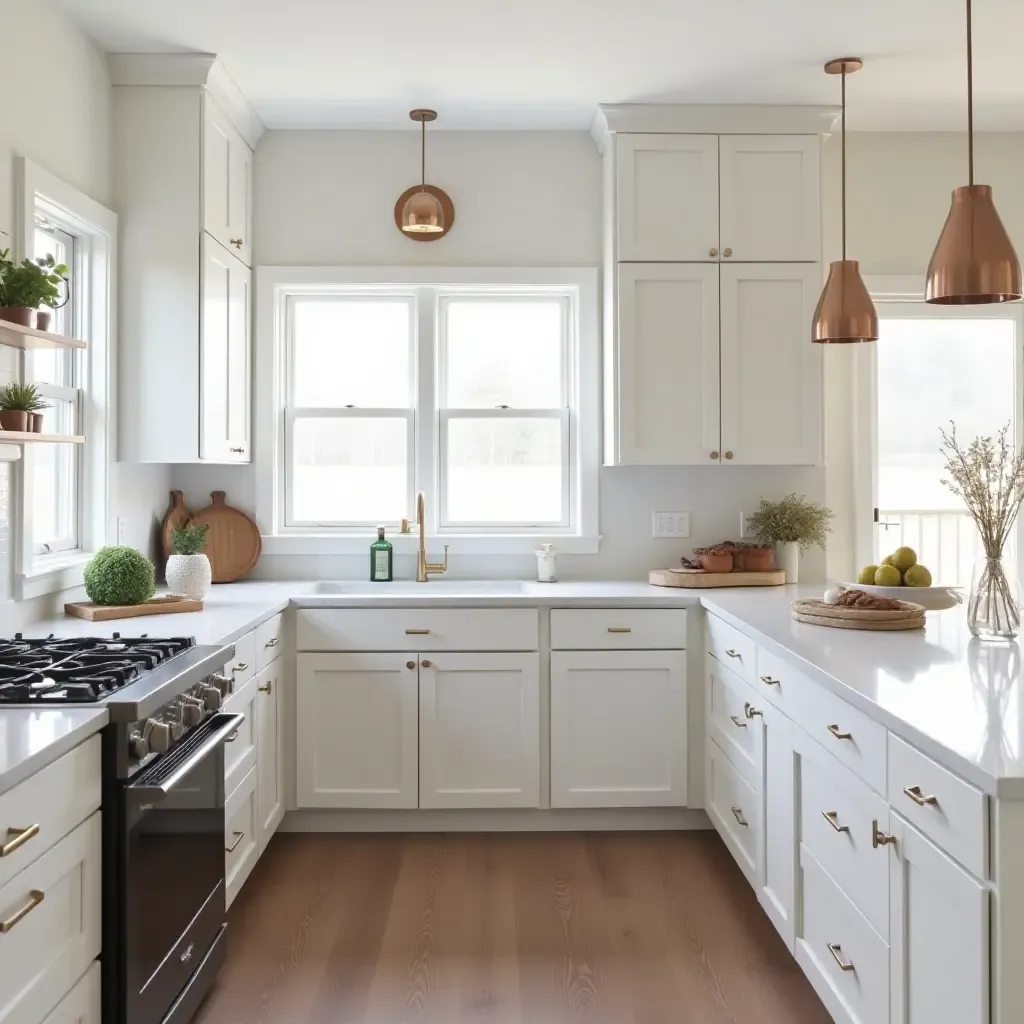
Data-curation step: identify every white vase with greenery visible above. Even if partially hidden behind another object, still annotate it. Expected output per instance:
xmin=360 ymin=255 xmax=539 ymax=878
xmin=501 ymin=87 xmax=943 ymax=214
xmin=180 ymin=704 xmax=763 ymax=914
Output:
xmin=165 ymin=523 xmax=212 ymax=600
xmin=746 ymin=494 xmax=834 ymax=585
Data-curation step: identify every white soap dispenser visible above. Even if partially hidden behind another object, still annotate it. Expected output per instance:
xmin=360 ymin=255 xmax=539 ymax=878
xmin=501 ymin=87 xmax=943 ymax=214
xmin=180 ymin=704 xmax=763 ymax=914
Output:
xmin=535 ymin=543 xmax=557 ymax=583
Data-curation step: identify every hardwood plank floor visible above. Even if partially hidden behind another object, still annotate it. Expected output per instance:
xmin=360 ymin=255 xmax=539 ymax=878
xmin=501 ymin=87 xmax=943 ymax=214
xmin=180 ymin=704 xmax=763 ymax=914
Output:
xmin=195 ymin=832 xmax=830 ymax=1024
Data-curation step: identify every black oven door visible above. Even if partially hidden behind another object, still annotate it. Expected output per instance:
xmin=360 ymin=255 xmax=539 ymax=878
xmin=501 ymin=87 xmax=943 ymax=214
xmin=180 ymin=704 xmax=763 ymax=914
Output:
xmin=122 ymin=713 xmax=242 ymax=1024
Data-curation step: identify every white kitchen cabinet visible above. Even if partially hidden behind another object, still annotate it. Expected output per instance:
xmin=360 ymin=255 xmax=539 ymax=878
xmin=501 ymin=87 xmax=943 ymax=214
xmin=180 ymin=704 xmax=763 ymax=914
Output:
xmin=614 ymin=134 xmax=720 ymax=262
xmin=719 ymin=263 xmax=822 ymax=465
xmin=718 ymin=136 xmax=820 ymax=262
xmin=203 ymin=96 xmax=253 ymax=266
xmin=889 ymin=814 xmax=989 ymax=1024
xmin=200 ymin=235 xmax=251 ymax=463
xmin=550 ymin=650 xmax=687 ymax=808
xmin=225 ymin=766 xmax=258 ymax=909
xmin=296 ymin=653 xmax=418 ymax=809
xmin=418 ymin=653 xmax=540 ymax=809
xmin=41 ymin=963 xmax=100 ymax=1024
xmin=610 ymin=263 xmax=720 ymax=465
xmin=255 ymin=661 xmax=284 ymax=851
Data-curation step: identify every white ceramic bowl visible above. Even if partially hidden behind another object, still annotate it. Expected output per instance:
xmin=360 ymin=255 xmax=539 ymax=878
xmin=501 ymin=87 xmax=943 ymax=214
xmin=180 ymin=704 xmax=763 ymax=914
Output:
xmin=839 ymin=583 xmax=962 ymax=611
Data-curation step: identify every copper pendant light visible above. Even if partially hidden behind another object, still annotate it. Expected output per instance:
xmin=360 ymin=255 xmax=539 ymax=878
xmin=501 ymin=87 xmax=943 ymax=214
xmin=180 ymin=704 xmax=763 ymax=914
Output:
xmin=925 ymin=0 xmax=1021 ymax=303
xmin=812 ymin=58 xmax=878 ymax=344
xmin=397 ymin=109 xmax=452 ymax=239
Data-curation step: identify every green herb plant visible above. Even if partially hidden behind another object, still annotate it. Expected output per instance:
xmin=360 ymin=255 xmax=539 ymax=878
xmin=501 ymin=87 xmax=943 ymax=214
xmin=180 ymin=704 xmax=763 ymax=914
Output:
xmin=0 ymin=249 xmax=69 ymax=309
xmin=171 ymin=522 xmax=209 ymax=556
xmin=84 ymin=546 xmax=156 ymax=605
xmin=0 ymin=383 xmax=49 ymax=412
xmin=746 ymin=493 xmax=834 ymax=551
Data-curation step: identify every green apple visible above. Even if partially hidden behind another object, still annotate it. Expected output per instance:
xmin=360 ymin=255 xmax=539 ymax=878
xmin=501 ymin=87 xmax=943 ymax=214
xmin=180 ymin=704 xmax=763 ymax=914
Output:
xmin=880 ymin=554 xmax=894 ymax=566
xmin=904 ymin=564 xmax=932 ymax=587
xmin=875 ymin=565 xmax=902 ymax=586
xmin=891 ymin=546 xmax=918 ymax=572
xmin=858 ymin=564 xmax=879 ymax=584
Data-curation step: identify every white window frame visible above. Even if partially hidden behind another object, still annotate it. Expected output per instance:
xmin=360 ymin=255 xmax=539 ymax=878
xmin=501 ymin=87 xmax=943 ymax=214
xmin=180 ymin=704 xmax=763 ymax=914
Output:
xmin=14 ymin=159 xmax=116 ymax=599
xmin=256 ymin=266 xmax=600 ymax=556
xmin=851 ymin=275 xmax=1024 ymax=576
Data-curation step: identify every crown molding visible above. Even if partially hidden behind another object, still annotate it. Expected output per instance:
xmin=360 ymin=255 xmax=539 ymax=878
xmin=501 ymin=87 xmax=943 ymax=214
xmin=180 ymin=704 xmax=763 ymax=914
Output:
xmin=108 ymin=53 xmax=265 ymax=149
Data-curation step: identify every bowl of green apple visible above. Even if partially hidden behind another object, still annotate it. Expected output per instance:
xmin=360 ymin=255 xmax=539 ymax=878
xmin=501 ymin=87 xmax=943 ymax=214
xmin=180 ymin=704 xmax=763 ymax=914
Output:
xmin=843 ymin=546 xmax=962 ymax=611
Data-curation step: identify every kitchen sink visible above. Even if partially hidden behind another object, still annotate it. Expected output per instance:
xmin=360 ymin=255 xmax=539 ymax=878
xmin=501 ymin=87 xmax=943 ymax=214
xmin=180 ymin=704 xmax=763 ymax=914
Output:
xmin=312 ymin=580 xmax=529 ymax=595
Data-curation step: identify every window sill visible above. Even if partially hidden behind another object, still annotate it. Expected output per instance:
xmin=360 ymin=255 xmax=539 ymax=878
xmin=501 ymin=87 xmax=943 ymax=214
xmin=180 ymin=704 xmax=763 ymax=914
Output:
xmin=17 ymin=551 xmax=93 ymax=600
xmin=260 ymin=534 xmax=602 ymax=556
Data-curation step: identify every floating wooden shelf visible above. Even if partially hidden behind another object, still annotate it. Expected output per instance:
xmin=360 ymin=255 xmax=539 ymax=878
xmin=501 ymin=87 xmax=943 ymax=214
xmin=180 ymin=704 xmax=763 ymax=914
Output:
xmin=0 ymin=320 xmax=86 ymax=350
xmin=0 ymin=432 xmax=85 ymax=444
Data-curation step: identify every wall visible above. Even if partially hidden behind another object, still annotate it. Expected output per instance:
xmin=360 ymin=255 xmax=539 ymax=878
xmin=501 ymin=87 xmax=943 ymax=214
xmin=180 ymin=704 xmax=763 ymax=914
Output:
xmin=173 ymin=128 xmax=826 ymax=581
xmin=0 ymin=0 xmax=170 ymax=619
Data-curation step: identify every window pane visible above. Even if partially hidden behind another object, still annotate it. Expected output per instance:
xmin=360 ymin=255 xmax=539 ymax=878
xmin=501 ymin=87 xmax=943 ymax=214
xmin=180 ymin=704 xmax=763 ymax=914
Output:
xmin=445 ymin=300 xmax=564 ymax=408
xmin=445 ymin=417 xmax=563 ymax=524
xmin=291 ymin=417 xmax=407 ymax=524
xmin=291 ymin=299 xmax=411 ymax=407
xmin=32 ymin=400 xmax=77 ymax=550
xmin=33 ymin=226 xmax=73 ymax=384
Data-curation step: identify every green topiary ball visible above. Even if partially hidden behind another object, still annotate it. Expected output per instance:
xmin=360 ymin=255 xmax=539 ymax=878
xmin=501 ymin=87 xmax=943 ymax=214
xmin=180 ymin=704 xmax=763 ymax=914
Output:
xmin=84 ymin=546 xmax=156 ymax=605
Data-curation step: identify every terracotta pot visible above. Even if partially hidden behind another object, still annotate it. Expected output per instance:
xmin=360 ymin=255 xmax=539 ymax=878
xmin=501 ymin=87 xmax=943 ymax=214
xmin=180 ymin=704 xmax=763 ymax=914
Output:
xmin=0 ymin=410 xmax=29 ymax=432
xmin=29 ymin=412 xmax=43 ymax=433
xmin=745 ymin=547 xmax=775 ymax=572
xmin=34 ymin=310 xmax=51 ymax=331
xmin=731 ymin=548 xmax=749 ymax=571
xmin=700 ymin=551 xmax=734 ymax=573
xmin=0 ymin=307 xmax=35 ymax=328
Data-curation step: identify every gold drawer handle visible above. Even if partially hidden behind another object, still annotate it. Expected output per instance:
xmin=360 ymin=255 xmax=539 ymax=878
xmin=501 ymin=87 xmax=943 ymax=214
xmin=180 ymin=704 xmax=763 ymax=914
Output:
xmin=827 ymin=942 xmax=855 ymax=972
xmin=729 ymin=714 xmax=748 ymax=729
xmin=725 ymin=649 xmax=742 ymax=660
xmin=0 ymin=889 xmax=44 ymax=932
xmin=226 ymin=831 xmax=245 ymax=853
xmin=731 ymin=806 xmax=749 ymax=827
xmin=231 ymin=662 xmax=249 ymax=673
xmin=258 ymin=682 xmax=273 ymax=694
xmin=903 ymin=785 xmax=939 ymax=807
xmin=405 ymin=628 xmax=430 ymax=635
xmin=744 ymin=702 xmax=762 ymax=719
xmin=760 ymin=675 xmax=780 ymax=686
xmin=606 ymin=627 xmax=632 ymax=633
xmin=822 ymin=810 xmax=849 ymax=835
xmin=827 ymin=723 xmax=852 ymax=741
xmin=872 ymin=820 xmax=896 ymax=848
xmin=0 ymin=824 xmax=40 ymax=858
xmin=265 ymin=638 xmax=279 ymax=648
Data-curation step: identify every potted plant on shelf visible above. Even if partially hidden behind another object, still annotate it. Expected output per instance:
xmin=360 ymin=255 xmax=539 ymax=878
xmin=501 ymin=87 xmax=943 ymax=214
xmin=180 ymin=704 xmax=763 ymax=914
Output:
xmin=746 ymin=493 xmax=833 ymax=583
xmin=31 ymin=254 xmax=70 ymax=331
xmin=0 ymin=250 xmax=69 ymax=330
xmin=0 ymin=383 xmax=49 ymax=433
xmin=166 ymin=522 xmax=212 ymax=600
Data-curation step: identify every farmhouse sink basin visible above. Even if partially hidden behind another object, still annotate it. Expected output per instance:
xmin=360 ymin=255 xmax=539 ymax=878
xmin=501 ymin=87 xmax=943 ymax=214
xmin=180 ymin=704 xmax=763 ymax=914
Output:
xmin=312 ymin=580 xmax=529 ymax=595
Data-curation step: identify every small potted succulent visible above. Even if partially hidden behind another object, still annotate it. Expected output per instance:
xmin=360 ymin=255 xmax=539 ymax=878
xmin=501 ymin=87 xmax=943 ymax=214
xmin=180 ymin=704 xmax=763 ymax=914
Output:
xmin=165 ymin=522 xmax=212 ymax=601
xmin=83 ymin=547 xmax=156 ymax=606
xmin=0 ymin=250 xmax=69 ymax=329
xmin=0 ymin=383 xmax=49 ymax=433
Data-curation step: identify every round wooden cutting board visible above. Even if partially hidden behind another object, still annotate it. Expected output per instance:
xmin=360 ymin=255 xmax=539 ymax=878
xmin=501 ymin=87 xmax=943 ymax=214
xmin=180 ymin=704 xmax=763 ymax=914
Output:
xmin=190 ymin=491 xmax=262 ymax=583
xmin=160 ymin=490 xmax=192 ymax=558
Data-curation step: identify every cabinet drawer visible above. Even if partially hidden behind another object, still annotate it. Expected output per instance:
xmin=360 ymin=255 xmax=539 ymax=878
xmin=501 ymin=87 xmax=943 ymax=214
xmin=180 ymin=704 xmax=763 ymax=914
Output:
xmin=223 ymin=675 xmax=258 ymax=797
xmin=797 ymin=846 xmax=888 ymax=1024
xmin=0 ymin=735 xmax=100 ymax=890
xmin=255 ymin=613 xmax=285 ymax=671
xmin=550 ymin=608 xmax=687 ymax=650
xmin=706 ymin=737 xmax=757 ymax=885
xmin=798 ymin=735 xmax=889 ymax=940
xmin=704 ymin=614 xmax=756 ymax=685
xmin=41 ymin=960 xmax=100 ymax=1024
xmin=755 ymin=644 xmax=809 ymax=710
xmin=888 ymin=734 xmax=987 ymax=877
xmin=705 ymin=653 xmax=761 ymax=788
xmin=0 ymin=812 xmax=101 ymax=1024
xmin=225 ymin=766 xmax=258 ymax=909
xmin=225 ymin=630 xmax=256 ymax=688
xmin=297 ymin=608 xmax=538 ymax=652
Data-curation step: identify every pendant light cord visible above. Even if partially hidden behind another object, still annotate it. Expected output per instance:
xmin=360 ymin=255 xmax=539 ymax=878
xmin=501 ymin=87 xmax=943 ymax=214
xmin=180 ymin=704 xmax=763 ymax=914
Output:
xmin=841 ymin=68 xmax=847 ymax=261
xmin=966 ymin=0 xmax=974 ymax=185
xmin=420 ymin=118 xmax=427 ymax=193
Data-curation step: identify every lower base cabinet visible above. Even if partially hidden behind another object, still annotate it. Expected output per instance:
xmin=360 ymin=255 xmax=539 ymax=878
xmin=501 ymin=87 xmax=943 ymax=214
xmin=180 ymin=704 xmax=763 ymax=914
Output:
xmin=225 ymin=766 xmax=258 ymax=909
xmin=705 ymin=737 xmax=758 ymax=884
xmin=41 ymin=963 xmax=100 ymax=1024
xmin=550 ymin=650 xmax=687 ymax=808
xmin=255 ymin=661 xmax=285 ymax=850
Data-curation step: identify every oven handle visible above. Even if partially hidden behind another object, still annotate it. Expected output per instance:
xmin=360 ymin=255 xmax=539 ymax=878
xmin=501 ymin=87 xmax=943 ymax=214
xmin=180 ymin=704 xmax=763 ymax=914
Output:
xmin=131 ymin=714 xmax=244 ymax=803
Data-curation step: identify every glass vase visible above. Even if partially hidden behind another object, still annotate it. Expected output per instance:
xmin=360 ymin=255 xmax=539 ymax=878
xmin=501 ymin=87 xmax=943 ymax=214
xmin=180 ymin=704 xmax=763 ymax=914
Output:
xmin=968 ymin=556 xmax=1021 ymax=641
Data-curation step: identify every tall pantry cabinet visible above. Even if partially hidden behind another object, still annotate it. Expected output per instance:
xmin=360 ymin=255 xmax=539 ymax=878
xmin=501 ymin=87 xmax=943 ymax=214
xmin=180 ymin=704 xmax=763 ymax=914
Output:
xmin=112 ymin=56 xmax=262 ymax=464
xmin=594 ymin=105 xmax=835 ymax=467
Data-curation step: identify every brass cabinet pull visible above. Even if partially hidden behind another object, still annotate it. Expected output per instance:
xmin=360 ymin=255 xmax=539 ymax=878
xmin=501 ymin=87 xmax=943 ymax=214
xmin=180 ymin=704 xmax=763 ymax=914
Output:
xmin=710 ymin=451 xmax=720 ymax=460
xmin=903 ymin=785 xmax=939 ymax=807
xmin=872 ymin=820 xmax=897 ymax=848
xmin=731 ymin=806 xmax=749 ymax=827
xmin=822 ymin=810 xmax=849 ymax=834
xmin=405 ymin=629 xmax=430 ymax=635
xmin=0 ymin=889 xmax=44 ymax=932
xmin=230 ymin=237 xmax=244 ymax=248
xmin=264 ymin=638 xmax=279 ymax=648
xmin=228 ymin=446 xmax=245 ymax=454
xmin=827 ymin=942 xmax=855 ymax=972
xmin=226 ymin=730 xmax=239 ymax=742
xmin=729 ymin=714 xmax=748 ymax=729
xmin=231 ymin=663 xmax=249 ymax=673
xmin=709 ymin=247 xmax=719 ymax=257
xmin=744 ymin=702 xmax=762 ymax=719
xmin=226 ymin=831 xmax=245 ymax=853
xmin=606 ymin=627 xmax=632 ymax=633
xmin=0 ymin=824 xmax=40 ymax=858
xmin=725 ymin=649 xmax=742 ymax=660
xmin=406 ymin=660 xmax=416 ymax=670
xmin=827 ymin=723 xmax=852 ymax=741
xmin=760 ymin=675 xmax=780 ymax=686
xmin=421 ymin=659 xmax=432 ymax=669
xmin=724 ymin=451 xmax=734 ymax=460
xmin=723 ymin=247 xmax=733 ymax=258
xmin=258 ymin=682 xmax=272 ymax=694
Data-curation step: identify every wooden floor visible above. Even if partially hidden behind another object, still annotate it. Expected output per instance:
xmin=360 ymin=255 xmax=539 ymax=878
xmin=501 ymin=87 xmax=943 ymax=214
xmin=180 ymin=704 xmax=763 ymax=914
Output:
xmin=195 ymin=832 xmax=830 ymax=1024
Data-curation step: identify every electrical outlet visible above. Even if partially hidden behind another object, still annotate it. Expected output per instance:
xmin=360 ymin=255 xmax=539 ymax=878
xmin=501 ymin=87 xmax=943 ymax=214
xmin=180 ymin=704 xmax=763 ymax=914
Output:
xmin=116 ymin=517 xmax=126 ymax=545
xmin=739 ymin=512 xmax=756 ymax=539
xmin=652 ymin=511 xmax=690 ymax=538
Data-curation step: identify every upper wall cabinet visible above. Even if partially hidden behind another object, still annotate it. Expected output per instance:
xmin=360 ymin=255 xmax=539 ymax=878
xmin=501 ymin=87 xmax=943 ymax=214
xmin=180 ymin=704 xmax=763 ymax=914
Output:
xmin=204 ymin=100 xmax=253 ymax=267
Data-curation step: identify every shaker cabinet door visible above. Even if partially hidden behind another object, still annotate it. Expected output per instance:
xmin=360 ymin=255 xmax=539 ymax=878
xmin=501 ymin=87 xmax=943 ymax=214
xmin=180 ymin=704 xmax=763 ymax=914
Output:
xmin=255 ymin=661 xmax=285 ymax=852
xmin=203 ymin=97 xmax=253 ymax=265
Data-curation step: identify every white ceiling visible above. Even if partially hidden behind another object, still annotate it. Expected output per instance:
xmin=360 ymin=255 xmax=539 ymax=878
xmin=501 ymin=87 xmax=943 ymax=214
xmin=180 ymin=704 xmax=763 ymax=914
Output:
xmin=57 ymin=0 xmax=1024 ymax=131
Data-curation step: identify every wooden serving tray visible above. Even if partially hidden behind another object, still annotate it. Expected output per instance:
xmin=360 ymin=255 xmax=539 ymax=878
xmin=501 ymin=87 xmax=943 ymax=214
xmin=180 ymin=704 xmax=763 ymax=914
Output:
xmin=65 ymin=595 xmax=203 ymax=621
xmin=791 ymin=598 xmax=925 ymax=631
xmin=650 ymin=567 xmax=786 ymax=589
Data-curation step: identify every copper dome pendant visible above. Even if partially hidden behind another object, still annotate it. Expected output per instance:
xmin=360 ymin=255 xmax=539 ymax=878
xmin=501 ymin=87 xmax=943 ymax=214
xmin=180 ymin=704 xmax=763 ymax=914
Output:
xmin=397 ymin=109 xmax=454 ymax=241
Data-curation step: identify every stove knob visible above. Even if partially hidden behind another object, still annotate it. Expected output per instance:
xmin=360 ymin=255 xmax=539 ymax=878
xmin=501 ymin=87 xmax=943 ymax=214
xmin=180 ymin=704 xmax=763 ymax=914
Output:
xmin=145 ymin=720 xmax=172 ymax=754
xmin=181 ymin=700 xmax=204 ymax=727
xmin=164 ymin=717 xmax=184 ymax=742
xmin=130 ymin=730 xmax=149 ymax=759
xmin=211 ymin=673 xmax=233 ymax=697
xmin=200 ymin=686 xmax=222 ymax=712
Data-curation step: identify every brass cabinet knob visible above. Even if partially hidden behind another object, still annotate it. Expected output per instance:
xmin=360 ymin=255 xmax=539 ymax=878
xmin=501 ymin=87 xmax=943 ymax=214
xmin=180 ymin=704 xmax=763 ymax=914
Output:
xmin=230 ymin=238 xmax=244 ymax=249
xmin=723 ymin=247 xmax=733 ymax=257
xmin=709 ymin=247 xmax=719 ymax=257
xmin=724 ymin=451 xmax=734 ymax=460
xmin=406 ymin=660 xmax=416 ymax=670
xmin=258 ymin=681 xmax=272 ymax=694
xmin=421 ymin=659 xmax=432 ymax=669
xmin=710 ymin=450 xmax=720 ymax=460
xmin=872 ymin=819 xmax=897 ymax=848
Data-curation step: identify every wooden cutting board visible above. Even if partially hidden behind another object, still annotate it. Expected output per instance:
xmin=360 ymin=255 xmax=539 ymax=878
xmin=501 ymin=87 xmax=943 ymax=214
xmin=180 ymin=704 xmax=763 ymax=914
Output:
xmin=161 ymin=490 xmax=192 ymax=557
xmin=66 ymin=595 xmax=203 ymax=621
xmin=649 ymin=567 xmax=786 ymax=588
xmin=190 ymin=491 xmax=262 ymax=583
xmin=791 ymin=598 xmax=926 ymax=630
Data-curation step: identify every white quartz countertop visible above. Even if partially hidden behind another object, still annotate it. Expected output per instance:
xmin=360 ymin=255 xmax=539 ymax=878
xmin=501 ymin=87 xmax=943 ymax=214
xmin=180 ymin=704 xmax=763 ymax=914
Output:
xmin=0 ymin=707 xmax=107 ymax=797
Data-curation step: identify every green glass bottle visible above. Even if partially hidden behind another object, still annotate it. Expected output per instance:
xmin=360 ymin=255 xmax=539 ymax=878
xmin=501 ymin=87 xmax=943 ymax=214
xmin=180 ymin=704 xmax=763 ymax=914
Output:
xmin=370 ymin=526 xmax=393 ymax=582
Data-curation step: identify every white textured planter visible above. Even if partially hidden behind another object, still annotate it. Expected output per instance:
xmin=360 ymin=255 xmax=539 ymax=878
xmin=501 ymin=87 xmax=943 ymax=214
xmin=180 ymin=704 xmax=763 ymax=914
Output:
xmin=165 ymin=553 xmax=212 ymax=600
xmin=777 ymin=541 xmax=800 ymax=583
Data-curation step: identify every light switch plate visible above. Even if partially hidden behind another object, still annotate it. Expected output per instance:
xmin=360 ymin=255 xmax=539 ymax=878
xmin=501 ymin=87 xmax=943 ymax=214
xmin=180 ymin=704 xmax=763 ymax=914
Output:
xmin=652 ymin=511 xmax=690 ymax=538
xmin=739 ymin=513 xmax=756 ymax=539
